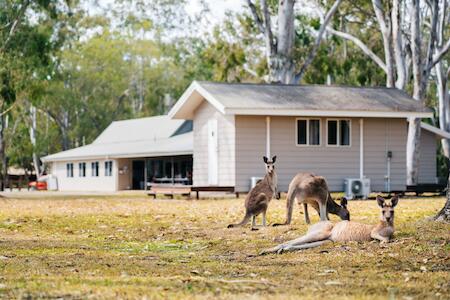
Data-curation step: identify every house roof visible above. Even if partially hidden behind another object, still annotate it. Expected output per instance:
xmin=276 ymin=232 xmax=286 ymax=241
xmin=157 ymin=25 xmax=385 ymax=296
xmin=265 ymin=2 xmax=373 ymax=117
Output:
xmin=42 ymin=115 xmax=193 ymax=162
xmin=169 ymin=81 xmax=433 ymax=119
xmin=420 ymin=122 xmax=450 ymax=139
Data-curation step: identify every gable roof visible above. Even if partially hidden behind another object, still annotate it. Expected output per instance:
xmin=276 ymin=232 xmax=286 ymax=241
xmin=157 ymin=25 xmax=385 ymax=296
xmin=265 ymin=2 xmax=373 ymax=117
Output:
xmin=169 ymin=81 xmax=433 ymax=119
xmin=42 ymin=115 xmax=193 ymax=162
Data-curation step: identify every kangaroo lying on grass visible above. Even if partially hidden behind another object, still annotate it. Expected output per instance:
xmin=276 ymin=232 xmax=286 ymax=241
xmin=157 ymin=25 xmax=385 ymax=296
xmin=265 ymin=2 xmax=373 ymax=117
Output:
xmin=228 ymin=156 xmax=279 ymax=230
xmin=260 ymin=195 xmax=398 ymax=255
xmin=274 ymin=172 xmax=350 ymax=226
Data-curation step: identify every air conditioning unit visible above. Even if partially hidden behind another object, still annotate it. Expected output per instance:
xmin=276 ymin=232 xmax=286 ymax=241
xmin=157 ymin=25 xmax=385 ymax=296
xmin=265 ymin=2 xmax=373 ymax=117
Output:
xmin=250 ymin=177 xmax=263 ymax=189
xmin=344 ymin=178 xmax=370 ymax=199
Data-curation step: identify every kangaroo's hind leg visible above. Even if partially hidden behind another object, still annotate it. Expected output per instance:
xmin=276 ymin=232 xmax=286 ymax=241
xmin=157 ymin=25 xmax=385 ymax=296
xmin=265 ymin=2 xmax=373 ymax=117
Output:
xmin=303 ymin=203 xmax=311 ymax=224
xmin=260 ymin=221 xmax=333 ymax=255
xmin=318 ymin=200 xmax=328 ymax=222
xmin=262 ymin=210 xmax=267 ymax=226
xmin=280 ymin=240 xmax=332 ymax=252
xmin=251 ymin=215 xmax=257 ymax=230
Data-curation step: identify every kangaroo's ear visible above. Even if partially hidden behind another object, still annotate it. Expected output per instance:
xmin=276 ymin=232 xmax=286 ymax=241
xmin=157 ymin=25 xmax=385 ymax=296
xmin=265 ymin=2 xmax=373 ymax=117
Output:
xmin=340 ymin=197 xmax=348 ymax=208
xmin=390 ymin=195 xmax=399 ymax=207
xmin=376 ymin=195 xmax=385 ymax=208
xmin=263 ymin=156 xmax=268 ymax=163
xmin=272 ymin=155 xmax=277 ymax=163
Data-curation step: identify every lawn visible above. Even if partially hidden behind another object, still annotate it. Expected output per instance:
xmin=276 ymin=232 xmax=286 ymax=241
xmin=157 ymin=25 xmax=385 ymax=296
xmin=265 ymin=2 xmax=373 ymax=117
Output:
xmin=0 ymin=193 xmax=448 ymax=299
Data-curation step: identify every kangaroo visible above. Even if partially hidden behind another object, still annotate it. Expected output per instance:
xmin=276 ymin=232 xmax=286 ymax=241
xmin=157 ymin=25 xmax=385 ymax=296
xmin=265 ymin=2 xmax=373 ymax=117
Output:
xmin=273 ymin=172 xmax=350 ymax=226
xmin=261 ymin=195 xmax=398 ymax=255
xmin=228 ymin=156 xmax=279 ymax=230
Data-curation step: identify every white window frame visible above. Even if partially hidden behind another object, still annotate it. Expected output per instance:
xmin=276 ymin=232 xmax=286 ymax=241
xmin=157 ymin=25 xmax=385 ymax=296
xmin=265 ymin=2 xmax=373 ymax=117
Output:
xmin=91 ymin=161 xmax=99 ymax=177
xmin=295 ymin=118 xmax=321 ymax=147
xmin=79 ymin=162 xmax=86 ymax=177
xmin=326 ymin=118 xmax=352 ymax=147
xmin=105 ymin=161 xmax=113 ymax=177
xmin=66 ymin=163 xmax=74 ymax=178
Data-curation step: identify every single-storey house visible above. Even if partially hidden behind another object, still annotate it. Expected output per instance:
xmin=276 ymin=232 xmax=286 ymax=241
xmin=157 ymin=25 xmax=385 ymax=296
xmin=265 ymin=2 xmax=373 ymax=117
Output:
xmin=168 ymin=81 xmax=443 ymax=193
xmin=42 ymin=116 xmax=193 ymax=191
xmin=43 ymin=81 xmax=447 ymax=193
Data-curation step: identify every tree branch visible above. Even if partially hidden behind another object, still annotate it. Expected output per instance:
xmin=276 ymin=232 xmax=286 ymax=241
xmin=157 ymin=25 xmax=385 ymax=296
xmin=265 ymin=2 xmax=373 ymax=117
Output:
xmin=423 ymin=0 xmax=439 ymax=82
xmin=294 ymin=0 xmax=343 ymax=84
xmin=326 ymin=27 xmax=388 ymax=73
xmin=261 ymin=0 xmax=275 ymax=56
xmin=429 ymin=39 xmax=450 ymax=72
xmin=1 ymin=0 xmax=31 ymax=53
xmin=246 ymin=0 xmax=265 ymax=34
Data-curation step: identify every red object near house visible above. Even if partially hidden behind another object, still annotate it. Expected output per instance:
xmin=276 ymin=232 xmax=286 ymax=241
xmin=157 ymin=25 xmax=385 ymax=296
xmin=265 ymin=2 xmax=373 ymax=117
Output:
xmin=29 ymin=181 xmax=47 ymax=191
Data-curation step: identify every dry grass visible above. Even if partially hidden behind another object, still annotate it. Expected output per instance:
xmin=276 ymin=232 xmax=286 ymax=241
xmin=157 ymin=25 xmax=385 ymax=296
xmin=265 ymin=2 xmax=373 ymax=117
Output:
xmin=0 ymin=194 xmax=448 ymax=299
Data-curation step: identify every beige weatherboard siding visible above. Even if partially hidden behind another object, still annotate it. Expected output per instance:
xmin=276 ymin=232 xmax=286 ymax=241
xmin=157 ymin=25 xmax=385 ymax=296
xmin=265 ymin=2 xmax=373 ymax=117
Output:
xmin=193 ymin=101 xmax=235 ymax=186
xmin=235 ymin=116 xmax=407 ymax=192
xmin=418 ymin=129 xmax=438 ymax=184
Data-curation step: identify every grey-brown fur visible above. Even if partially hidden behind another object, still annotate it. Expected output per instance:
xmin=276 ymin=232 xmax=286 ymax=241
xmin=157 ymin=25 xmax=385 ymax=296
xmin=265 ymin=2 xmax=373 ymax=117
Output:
xmin=274 ymin=172 xmax=350 ymax=226
xmin=261 ymin=195 xmax=399 ymax=255
xmin=228 ymin=156 xmax=279 ymax=230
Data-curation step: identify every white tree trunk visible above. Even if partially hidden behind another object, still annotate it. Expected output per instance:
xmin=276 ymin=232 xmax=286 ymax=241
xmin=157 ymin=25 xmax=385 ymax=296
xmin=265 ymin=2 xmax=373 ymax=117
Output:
xmin=406 ymin=0 xmax=423 ymax=186
xmin=436 ymin=60 xmax=450 ymax=157
xmin=392 ymin=0 xmax=407 ymax=90
xmin=406 ymin=117 xmax=422 ymax=186
xmin=270 ymin=0 xmax=296 ymax=83
xmin=371 ymin=0 xmax=395 ymax=87
xmin=29 ymin=105 xmax=41 ymax=176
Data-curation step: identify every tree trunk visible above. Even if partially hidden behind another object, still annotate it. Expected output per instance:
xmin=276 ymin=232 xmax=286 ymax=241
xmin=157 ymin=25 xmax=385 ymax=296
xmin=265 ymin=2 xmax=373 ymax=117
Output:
xmin=371 ymin=0 xmax=395 ymax=87
xmin=270 ymin=0 xmax=296 ymax=83
xmin=29 ymin=105 xmax=41 ymax=176
xmin=406 ymin=117 xmax=422 ymax=186
xmin=391 ymin=0 xmax=406 ymax=89
xmin=406 ymin=0 xmax=423 ymax=186
xmin=434 ymin=174 xmax=450 ymax=222
xmin=0 ymin=114 xmax=6 ymax=191
xmin=436 ymin=61 xmax=450 ymax=158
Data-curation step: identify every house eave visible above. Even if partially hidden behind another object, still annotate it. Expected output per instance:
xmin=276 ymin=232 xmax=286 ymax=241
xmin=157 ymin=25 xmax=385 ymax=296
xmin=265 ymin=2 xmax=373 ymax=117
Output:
xmin=42 ymin=150 xmax=194 ymax=163
xmin=224 ymin=108 xmax=433 ymax=118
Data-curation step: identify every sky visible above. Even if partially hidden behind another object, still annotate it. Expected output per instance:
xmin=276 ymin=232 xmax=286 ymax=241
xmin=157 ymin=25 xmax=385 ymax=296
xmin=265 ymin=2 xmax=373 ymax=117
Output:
xmin=185 ymin=0 xmax=246 ymax=21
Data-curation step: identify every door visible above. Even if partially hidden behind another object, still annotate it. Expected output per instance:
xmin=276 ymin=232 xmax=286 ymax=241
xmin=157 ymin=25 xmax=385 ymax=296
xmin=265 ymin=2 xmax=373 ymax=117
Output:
xmin=132 ymin=160 xmax=146 ymax=190
xmin=208 ymin=119 xmax=218 ymax=185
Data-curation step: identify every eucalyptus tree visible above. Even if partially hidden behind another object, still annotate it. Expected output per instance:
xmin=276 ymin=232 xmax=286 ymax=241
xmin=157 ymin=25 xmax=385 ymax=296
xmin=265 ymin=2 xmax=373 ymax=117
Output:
xmin=0 ymin=0 xmax=74 ymax=187
xmin=246 ymin=0 xmax=343 ymax=83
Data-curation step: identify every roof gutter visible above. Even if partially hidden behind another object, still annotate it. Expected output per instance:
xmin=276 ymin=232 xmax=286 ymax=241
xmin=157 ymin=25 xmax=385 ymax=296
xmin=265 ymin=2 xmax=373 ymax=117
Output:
xmin=41 ymin=150 xmax=194 ymax=163
xmin=224 ymin=108 xmax=433 ymax=118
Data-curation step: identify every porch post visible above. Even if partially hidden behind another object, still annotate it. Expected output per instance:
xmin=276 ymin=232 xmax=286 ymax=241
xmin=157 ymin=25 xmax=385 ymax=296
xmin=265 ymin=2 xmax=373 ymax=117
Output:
xmin=360 ymin=118 xmax=364 ymax=178
xmin=266 ymin=116 xmax=271 ymax=157
xmin=171 ymin=157 xmax=174 ymax=185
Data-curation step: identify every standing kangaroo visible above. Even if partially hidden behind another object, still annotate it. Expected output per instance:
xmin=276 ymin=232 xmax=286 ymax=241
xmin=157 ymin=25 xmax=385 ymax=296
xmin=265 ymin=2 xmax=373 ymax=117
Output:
xmin=228 ymin=156 xmax=279 ymax=230
xmin=274 ymin=172 xmax=350 ymax=226
xmin=261 ymin=195 xmax=398 ymax=254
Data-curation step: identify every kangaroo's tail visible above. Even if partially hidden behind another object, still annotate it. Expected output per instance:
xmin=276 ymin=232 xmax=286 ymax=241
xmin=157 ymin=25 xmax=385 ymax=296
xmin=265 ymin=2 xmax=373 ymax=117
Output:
xmin=227 ymin=213 xmax=251 ymax=228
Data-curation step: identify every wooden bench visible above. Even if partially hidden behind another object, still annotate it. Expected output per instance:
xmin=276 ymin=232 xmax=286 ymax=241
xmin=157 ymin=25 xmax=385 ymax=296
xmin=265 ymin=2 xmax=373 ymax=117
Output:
xmin=147 ymin=185 xmax=192 ymax=199
xmin=191 ymin=186 xmax=237 ymax=199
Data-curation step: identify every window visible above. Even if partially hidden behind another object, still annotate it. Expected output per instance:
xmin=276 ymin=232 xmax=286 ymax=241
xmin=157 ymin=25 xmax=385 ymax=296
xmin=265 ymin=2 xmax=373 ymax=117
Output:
xmin=327 ymin=119 xmax=351 ymax=146
xmin=105 ymin=161 xmax=113 ymax=176
xmin=66 ymin=163 xmax=74 ymax=177
xmin=79 ymin=162 xmax=86 ymax=177
xmin=91 ymin=161 xmax=99 ymax=177
xmin=296 ymin=119 xmax=321 ymax=146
